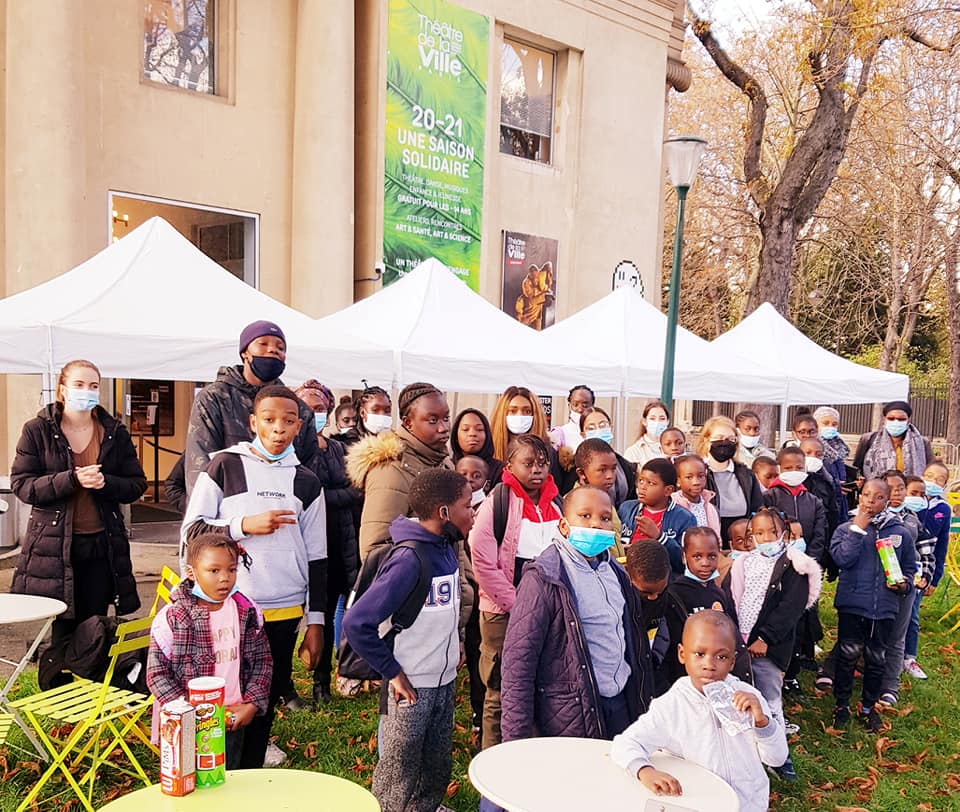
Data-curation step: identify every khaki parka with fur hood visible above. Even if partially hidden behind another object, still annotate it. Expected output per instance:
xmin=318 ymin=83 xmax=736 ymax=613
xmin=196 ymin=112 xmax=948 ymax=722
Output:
xmin=347 ymin=426 xmax=474 ymax=633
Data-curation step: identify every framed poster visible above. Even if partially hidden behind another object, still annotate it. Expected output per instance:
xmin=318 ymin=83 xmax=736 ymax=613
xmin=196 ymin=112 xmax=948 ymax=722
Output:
xmin=127 ymin=380 xmax=175 ymax=436
xmin=382 ymin=0 xmax=489 ymax=289
xmin=501 ymin=231 xmax=559 ymax=330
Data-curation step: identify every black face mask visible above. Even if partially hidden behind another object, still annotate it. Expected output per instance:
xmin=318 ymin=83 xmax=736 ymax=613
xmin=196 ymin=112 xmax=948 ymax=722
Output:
xmin=248 ymin=354 xmax=286 ymax=383
xmin=710 ymin=439 xmax=738 ymax=463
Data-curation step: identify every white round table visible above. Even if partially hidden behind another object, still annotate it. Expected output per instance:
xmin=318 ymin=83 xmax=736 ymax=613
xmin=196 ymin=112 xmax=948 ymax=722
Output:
xmin=0 ymin=593 xmax=68 ymax=758
xmin=469 ymin=737 xmax=740 ymax=812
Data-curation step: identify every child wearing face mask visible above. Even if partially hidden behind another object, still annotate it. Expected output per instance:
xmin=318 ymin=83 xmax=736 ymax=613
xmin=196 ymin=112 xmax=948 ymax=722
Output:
xmin=456 ymin=455 xmax=491 ymax=512
xmin=829 ymin=479 xmax=914 ymax=733
xmin=730 ymin=508 xmax=819 ymax=781
xmin=901 ymin=464 xmax=950 ymax=681
xmin=654 ymin=527 xmax=749 ymax=689
xmin=798 ymin=438 xmax=843 ymax=539
xmin=500 ymin=486 xmax=655 ymax=742
xmin=761 ymin=448 xmax=827 ymax=564
xmin=623 ymin=401 xmax=671 ymax=464
xmin=734 ymin=410 xmax=775 ymax=467
xmin=148 ymin=532 xmax=272 ymax=769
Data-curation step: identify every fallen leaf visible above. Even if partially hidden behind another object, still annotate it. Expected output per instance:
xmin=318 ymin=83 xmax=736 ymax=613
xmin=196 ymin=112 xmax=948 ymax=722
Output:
xmin=917 ymin=804 xmax=933 ymax=811
xmin=835 ymin=806 xmax=871 ymax=812
xmin=874 ymin=737 xmax=898 ymax=759
xmin=912 ymin=748 xmax=929 ymax=764
xmin=824 ymin=726 xmax=846 ymax=737
xmin=946 ymin=773 xmax=960 ymax=790
xmin=367 ymin=732 xmax=377 ymax=753
xmin=930 ymin=717 xmax=944 ymax=727
xmin=878 ymin=760 xmax=917 ymax=773
xmin=303 ymin=741 xmax=317 ymax=760
xmin=446 ymin=780 xmax=460 ymax=798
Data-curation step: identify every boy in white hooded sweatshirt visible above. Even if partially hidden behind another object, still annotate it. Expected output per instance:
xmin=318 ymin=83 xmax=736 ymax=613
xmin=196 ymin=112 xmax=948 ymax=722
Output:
xmin=611 ymin=611 xmax=787 ymax=812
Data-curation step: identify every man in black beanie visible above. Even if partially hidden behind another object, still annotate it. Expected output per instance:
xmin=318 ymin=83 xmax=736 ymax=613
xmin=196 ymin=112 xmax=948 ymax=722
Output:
xmin=183 ymin=320 xmax=318 ymax=496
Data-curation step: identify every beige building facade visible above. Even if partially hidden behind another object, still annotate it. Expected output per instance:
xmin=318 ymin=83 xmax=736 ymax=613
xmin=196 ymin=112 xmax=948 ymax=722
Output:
xmin=0 ymin=0 xmax=689 ymax=478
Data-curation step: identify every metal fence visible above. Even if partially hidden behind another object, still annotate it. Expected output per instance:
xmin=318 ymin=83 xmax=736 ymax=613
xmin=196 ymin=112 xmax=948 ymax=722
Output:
xmin=691 ymin=387 xmax=952 ymax=442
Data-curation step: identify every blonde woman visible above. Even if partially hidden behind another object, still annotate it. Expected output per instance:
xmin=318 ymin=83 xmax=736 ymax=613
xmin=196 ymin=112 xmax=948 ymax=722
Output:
xmin=11 ymin=360 xmax=147 ymax=648
xmin=697 ymin=415 xmax=763 ymax=540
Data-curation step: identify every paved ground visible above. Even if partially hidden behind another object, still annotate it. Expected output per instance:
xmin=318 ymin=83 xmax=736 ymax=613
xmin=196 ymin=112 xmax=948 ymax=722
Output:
xmin=0 ymin=522 xmax=181 ymax=667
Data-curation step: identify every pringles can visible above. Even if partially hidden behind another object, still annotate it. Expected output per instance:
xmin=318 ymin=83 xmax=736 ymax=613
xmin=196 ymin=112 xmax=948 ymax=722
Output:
xmin=187 ymin=676 xmax=226 ymax=788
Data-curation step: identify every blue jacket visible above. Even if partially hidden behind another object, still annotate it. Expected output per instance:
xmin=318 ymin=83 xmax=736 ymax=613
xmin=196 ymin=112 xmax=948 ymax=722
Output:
xmin=919 ymin=496 xmax=952 ymax=586
xmin=617 ymin=500 xmax=693 ymax=574
xmin=342 ymin=517 xmax=460 ymax=687
xmin=831 ymin=513 xmax=916 ymax=621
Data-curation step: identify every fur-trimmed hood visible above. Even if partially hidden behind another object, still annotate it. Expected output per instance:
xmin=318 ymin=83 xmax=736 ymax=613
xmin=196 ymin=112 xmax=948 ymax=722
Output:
xmin=346 ymin=430 xmax=406 ymax=489
xmin=785 ymin=546 xmax=823 ymax=609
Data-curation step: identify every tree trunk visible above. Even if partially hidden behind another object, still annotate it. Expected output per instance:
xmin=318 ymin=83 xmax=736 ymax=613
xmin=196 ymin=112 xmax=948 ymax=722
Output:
xmin=747 ymin=213 xmax=796 ymax=316
xmin=945 ymin=234 xmax=960 ymax=445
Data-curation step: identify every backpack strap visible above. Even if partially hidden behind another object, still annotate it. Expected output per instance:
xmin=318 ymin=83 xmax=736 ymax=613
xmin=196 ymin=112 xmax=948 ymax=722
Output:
xmin=383 ymin=541 xmax=433 ymax=640
xmin=492 ymin=482 xmax=511 ymax=546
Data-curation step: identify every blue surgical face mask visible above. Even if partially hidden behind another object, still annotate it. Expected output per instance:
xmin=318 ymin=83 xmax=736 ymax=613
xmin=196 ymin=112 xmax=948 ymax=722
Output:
xmin=646 ymin=419 xmax=668 ymax=439
xmin=885 ymin=419 xmax=908 ymax=437
xmin=586 ymin=428 xmax=614 ymax=445
xmin=756 ymin=537 xmax=785 ymax=558
xmin=924 ymin=480 xmax=945 ymax=498
xmin=251 ymin=435 xmax=295 ymax=462
xmin=314 ymin=412 xmax=328 ymax=433
xmin=820 ymin=426 xmax=839 ymax=441
xmin=729 ymin=550 xmax=744 ymax=560
xmin=190 ymin=580 xmax=238 ymax=603
xmin=683 ymin=566 xmax=719 ymax=583
xmin=886 ymin=503 xmax=905 ymax=514
xmin=64 ymin=388 xmax=99 ymax=412
xmin=566 ymin=526 xmax=616 ymax=558
xmin=789 ymin=537 xmax=807 ymax=554
xmin=903 ymin=495 xmax=927 ymax=512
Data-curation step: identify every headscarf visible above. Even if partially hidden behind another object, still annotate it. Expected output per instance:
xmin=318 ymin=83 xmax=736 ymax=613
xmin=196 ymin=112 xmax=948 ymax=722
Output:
xmin=295 ymin=380 xmax=334 ymax=413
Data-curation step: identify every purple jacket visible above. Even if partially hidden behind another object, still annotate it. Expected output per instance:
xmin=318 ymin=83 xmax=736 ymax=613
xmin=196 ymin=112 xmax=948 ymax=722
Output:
xmin=147 ymin=584 xmax=273 ymax=714
xmin=500 ymin=544 xmax=652 ymax=742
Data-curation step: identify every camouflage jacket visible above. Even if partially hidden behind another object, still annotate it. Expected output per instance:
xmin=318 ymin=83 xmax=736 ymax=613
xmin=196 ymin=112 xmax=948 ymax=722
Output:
xmin=184 ymin=365 xmax=318 ymax=496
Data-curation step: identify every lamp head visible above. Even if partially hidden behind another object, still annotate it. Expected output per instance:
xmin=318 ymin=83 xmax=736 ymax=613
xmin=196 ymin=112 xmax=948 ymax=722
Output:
xmin=664 ymin=136 xmax=707 ymax=190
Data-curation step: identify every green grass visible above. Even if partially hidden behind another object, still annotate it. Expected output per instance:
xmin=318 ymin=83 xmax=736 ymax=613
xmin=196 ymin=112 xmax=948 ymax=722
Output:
xmin=3 ymin=583 xmax=960 ymax=811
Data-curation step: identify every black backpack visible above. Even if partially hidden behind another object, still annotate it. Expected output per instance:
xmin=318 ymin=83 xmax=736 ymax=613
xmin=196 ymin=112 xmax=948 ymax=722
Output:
xmin=490 ymin=481 xmax=562 ymax=545
xmin=337 ymin=541 xmax=432 ymax=681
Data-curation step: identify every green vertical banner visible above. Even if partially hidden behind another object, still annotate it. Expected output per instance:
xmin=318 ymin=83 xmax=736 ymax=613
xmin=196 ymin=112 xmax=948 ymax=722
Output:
xmin=383 ymin=0 xmax=488 ymax=290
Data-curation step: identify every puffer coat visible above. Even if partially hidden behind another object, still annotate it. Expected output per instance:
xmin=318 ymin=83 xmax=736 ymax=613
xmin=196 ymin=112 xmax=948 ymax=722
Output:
xmin=10 ymin=404 xmax=147 ymax=618
xmin=500 ymin=544 xmax=652 ymax=742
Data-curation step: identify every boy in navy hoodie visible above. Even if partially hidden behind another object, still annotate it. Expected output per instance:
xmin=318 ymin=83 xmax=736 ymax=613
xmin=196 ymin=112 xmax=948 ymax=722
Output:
xmin=830 ymin=479 xmax=915 ymax=733
xmin=344 ymin=469 xmax=474 ymax=812
xmin=618 ymin=458 xmax=694 ymax=574
xmin=181 ymin=384 xmax=327 ymax=768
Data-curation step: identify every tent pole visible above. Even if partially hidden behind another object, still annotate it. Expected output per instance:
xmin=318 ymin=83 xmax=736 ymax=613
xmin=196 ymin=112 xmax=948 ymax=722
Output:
xmin=616 ymin=385 xmax=628 ymax=455
xmin=41 ymin=325 xmax=56 ymax=405
xmin=778 ymin=402 xmax=789 ymax=447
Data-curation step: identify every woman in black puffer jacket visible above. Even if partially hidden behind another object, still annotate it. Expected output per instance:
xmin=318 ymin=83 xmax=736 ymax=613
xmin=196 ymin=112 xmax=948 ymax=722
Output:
xmin=11 ymin=360 xmax=147 ymax=645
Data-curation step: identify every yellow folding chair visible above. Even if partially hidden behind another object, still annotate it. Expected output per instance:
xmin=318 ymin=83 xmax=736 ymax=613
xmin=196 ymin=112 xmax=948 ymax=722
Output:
xmin=148 ymin=565 xmax=182 ymax=616
xmin=936 ymin=493 xmax=960 ymax=631
xmin=0 ymin=713 xmax=12 ymax=747
xmin=11 ymin=616 xmax=156 ymax=811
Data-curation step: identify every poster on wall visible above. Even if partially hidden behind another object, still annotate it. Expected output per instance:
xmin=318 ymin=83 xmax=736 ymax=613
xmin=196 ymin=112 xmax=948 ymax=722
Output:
xmin=501 ymin=230 xmax=559 ymax=331
xmin=383 ymin=0 xmax=489 ymax=290
xmin=127 ymin=380 xmax=175 ymax=436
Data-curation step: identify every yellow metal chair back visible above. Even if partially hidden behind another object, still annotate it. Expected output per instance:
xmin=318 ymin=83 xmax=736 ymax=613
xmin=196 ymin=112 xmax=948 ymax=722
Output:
xmin=149 ymin=565 xmax=182 ymax=616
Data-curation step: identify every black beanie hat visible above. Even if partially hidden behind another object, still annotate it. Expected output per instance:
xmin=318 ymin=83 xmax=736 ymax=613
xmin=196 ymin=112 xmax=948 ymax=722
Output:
xmin=882 ymin=400 xmax=912 ymax=419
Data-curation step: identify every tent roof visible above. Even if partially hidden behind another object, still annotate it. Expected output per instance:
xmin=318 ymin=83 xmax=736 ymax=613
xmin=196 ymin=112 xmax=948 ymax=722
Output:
xmin=710 ymin=302 xmax=909 ymax=405
xmin=312 ymin=259 xmax=569 ymax=394
xmin=535 ymin=286 xmax=787 ymax=400
xmin=0 ymin=217 xmax=391 ymax=384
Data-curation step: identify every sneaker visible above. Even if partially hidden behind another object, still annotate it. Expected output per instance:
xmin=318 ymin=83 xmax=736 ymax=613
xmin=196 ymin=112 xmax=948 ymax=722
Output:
xmin=263 ymin=743 xmax=288 ymax=768
xmin=833 ymin=705 xmax=851 ymax=727
xmin=861 ymin=706 xmax=884 ymax=733
xmin=336 ymin=676 xmax=363 ymax=697
xmin=771 ymin=756 xmax=798 ymax=781
xmin=877 ymin=691 xmax=898 ymax=707
xmin=903 ymin=658 xmax=928 ymax=680
xmin=784 ymin=721 xmax=800 ymax=735
xmin=782 ymin=678 xmax=802 ymax=695
xmin=815 ymin=671 xmax=833 ymax=690
xmin=280 ymin=694 xmax=309 ymax=712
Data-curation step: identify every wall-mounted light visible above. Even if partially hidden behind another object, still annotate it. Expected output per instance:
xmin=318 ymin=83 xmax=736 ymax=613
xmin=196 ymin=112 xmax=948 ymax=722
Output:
xmin=112 ymin=209 xmax=130 ymax=228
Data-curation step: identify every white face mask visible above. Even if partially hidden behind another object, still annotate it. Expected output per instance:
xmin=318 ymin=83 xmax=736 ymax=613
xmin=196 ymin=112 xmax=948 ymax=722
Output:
xmin=506 ymin=414 xmax=534 ymax=435
xmin=363 ymin=413 xmax=393 ymax=435
xmin=471 ymin=488 xmax=486 ymax=508
xmin=779 ymin=470 xmax=808 ymax=487
xmin=805 ymin=456 xmax=824 ymax=473
xmin=739 ymin=432 xmax=760 ymax=449
xmin=568 ymin=411 xmax=580 ymax=427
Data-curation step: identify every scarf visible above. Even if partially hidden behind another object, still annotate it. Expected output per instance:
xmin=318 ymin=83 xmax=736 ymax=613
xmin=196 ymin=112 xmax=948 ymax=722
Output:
xmin=821 ymin=435 xmax=849 ymax=467
xmin=861 ymin=423 xmax=928 ymax=479
xmin=501 ymin=469 xmax=561 ymax=522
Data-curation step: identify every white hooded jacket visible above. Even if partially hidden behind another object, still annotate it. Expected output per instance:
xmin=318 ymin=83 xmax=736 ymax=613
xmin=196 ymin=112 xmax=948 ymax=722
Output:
xmin=611 ymin=675 xmax=788 ymax=812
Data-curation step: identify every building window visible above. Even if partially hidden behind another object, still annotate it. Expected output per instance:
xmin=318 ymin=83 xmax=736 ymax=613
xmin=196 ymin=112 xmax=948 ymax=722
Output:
xmin=500 ymin=39 xmax=555 ymax=164
xmin=143 ymin=0 xmax=216 ymax=94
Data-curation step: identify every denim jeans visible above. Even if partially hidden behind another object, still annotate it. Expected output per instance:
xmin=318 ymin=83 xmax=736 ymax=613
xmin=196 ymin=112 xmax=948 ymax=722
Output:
xmin=904 ymin=589 xmax=922 ymax=659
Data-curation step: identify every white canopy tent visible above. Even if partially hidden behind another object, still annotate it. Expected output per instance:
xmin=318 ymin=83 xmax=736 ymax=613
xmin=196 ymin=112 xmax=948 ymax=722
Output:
xmin=311 ymin=259 xmax=574 ymax=395
xmin=534 ymin=286 xmax=788 ymax=401
xmin=710 ymin=302 xmax=910 ymax=438
xmin=0 ymin=217 xmax=392 ymax=387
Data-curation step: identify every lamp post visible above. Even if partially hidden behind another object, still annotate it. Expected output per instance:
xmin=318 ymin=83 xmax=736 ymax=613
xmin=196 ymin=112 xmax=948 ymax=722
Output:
xmin=660 ymin=135 xmax=707 ymax=408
